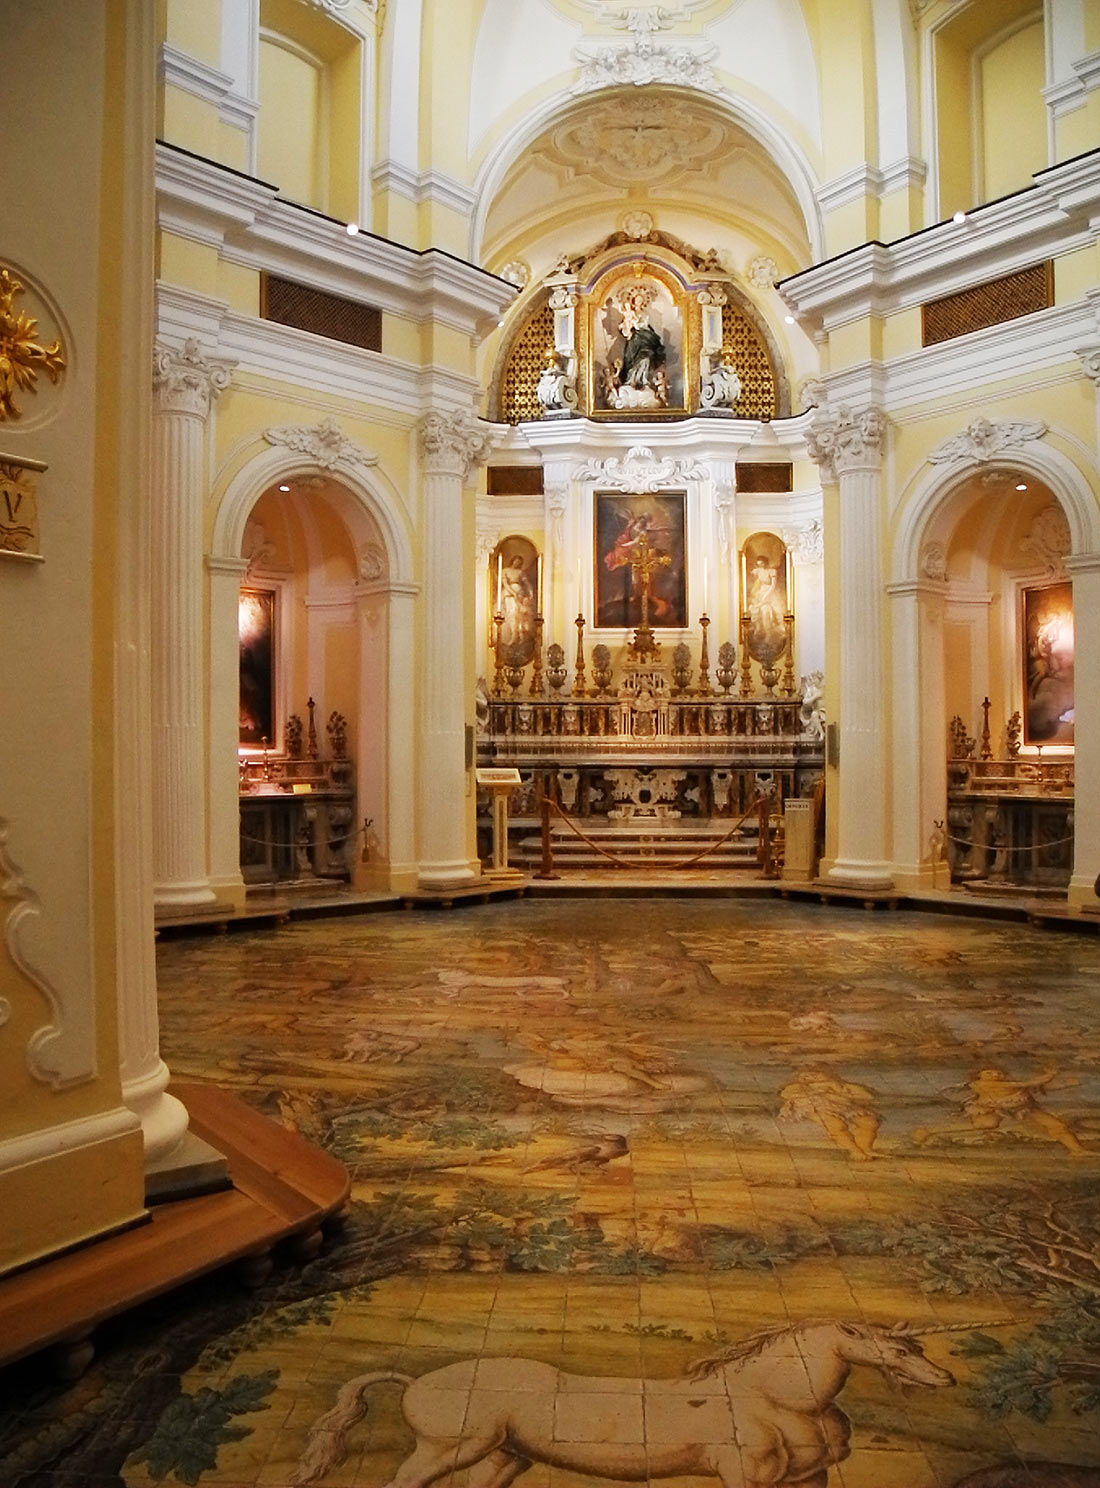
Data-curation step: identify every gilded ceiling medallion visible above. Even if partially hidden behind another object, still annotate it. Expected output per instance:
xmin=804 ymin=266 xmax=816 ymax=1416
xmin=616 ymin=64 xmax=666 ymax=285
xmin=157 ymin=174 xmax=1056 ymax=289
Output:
xmin=0 ymin=268 xmax=66 ymax=422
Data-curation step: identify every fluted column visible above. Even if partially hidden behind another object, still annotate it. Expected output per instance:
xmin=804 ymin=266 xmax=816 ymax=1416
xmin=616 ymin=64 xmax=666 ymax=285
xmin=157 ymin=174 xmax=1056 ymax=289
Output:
xmin=806 ymin=405 xmax=893 ymax=888
xmin=151 ymin=340 xmax=231 ymax=908
xmin=417 ymin=411 xmax=494 ymax=887
xmin=1065 ymin=553 xmax=1100 ymax=911
xmin=886 ymin=578 xmax=947 ymax=888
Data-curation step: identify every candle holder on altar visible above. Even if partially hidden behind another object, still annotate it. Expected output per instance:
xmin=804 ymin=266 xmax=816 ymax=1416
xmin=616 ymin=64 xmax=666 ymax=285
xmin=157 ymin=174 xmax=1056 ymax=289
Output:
xmin=697 ymin=614 xmax=711 ymax=696
xmin=716 ymin=641 xmax=736 ymax=695
xmin=491 ymin=612 xmax=506 ymax=696
xmin=529 ymin=615 xmax=545 ymax=696
xmin=573 ymin=613 xmax=587 ymax=696
xmin=780 ymin=613 xmax=797 ymax=698
xmin=738 ymin=615 xmax=754 ymax=697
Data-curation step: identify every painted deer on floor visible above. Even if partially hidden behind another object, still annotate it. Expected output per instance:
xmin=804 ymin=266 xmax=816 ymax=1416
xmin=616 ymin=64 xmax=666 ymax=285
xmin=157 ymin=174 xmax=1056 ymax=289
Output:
xmin=293 ymin=1318 xmax=959 ymax=1488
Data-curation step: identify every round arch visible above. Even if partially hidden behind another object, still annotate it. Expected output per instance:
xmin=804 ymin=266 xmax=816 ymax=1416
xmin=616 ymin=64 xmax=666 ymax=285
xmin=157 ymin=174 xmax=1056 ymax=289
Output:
xmin=210 ymin=440 xmax=415 ymax=584
xmin=891 ymin=436 xmax=1100 ymax=583
xmin=467 ymin=84 xmax=826 ymax=267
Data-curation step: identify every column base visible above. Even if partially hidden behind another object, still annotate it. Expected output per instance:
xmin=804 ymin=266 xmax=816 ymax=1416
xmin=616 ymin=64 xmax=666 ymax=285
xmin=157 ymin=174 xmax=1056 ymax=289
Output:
xmin=417 ymin=858 xmax=483 ymax=891
xmin=1067 ymin=873 xmax=1100 ymax=914
xmin=122 ymin=1058 xmax=191 ymax=1165
xmin=823 ymin=859 xmax=895 ymax=891
xmin=153 ymin=879 xmax=216 ymax=909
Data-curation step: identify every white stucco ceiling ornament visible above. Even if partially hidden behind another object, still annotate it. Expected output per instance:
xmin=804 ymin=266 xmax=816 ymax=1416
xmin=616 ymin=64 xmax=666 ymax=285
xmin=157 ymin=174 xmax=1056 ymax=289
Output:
xmin=573 ymin=444 xmax=708 ymax=491
xmin=928 ymin=417 xmax=1047 ymax=465
xmin=747 ymin=255 xmax=778 ymax=289
xmin=621 ymin=209 xmax=654 ymax=240
xmin=500 ymin=260 xmax=531 ymax=288
xmin=1020 ymin=503 xmax=1072 ymax=577
xmin=571 ymin=13 xmax=724 ymax=97
xmin=263 ymin=417 xmax=379 ymax=471
xmin=547 ymin=96 xmax=727 ymax=186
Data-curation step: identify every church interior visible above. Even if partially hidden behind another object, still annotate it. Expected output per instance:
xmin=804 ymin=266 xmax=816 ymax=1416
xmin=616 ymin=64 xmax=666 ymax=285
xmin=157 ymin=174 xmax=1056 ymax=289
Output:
xmin=3 ymin=0 xmax=1100 ymax=1483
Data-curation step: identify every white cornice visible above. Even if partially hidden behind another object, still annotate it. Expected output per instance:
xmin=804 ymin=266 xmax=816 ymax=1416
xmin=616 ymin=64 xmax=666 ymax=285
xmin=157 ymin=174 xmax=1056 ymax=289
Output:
xmin=370 ymin=160 xmax=478 ymax=216
xmin=156 ymin=281 xmax=478 ymax=418
xmin=156 ymin=143 xmax=515 ymax=338
xmin=159 ymin=43 xmax=234 ymax=105
xmin=781 ymin=149 xmax=1100 ymax=331
xmin=815 ymin=158 xmax=928 ymax=214
xmin=510 ymin=412 xmax=815 ymax=466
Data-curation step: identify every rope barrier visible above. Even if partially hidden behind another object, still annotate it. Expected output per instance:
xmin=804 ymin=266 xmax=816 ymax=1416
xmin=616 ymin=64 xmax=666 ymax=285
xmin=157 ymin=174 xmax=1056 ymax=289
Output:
xmin=944 ymin=830 xmax=1075 ymax=852
xmin=238 ymin=820 xmax=366 ymax=851
xmin=544 ymin=795 xmax=775 ymax=871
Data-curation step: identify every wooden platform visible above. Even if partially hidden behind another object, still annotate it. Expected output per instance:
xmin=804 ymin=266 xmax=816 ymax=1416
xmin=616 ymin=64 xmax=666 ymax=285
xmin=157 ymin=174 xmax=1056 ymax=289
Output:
xmin=0 ymin=1082 xmax=349 ymax=1378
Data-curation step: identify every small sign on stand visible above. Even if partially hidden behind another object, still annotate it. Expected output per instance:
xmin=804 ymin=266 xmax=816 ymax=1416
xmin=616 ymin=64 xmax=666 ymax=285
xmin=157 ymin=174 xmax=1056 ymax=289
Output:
xmin=476 ymin=767 xmax=525 ymax=882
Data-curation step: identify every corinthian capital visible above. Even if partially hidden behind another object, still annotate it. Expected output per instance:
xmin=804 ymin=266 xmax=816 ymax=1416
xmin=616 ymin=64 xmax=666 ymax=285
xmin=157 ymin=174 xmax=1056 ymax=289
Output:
xmin=806 ymin=404 xmax=887 ymax=481
xmin=417 ymin=410 xmax=496 ymax=480
xmin=153 ymin=338 xmax=233 ymax=419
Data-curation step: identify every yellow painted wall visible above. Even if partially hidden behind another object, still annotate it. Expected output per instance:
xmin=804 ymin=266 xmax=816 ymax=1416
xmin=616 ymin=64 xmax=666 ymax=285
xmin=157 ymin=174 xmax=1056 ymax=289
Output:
xmin=978 ymin=20 xmax=1046 ymax=202
xmin=259 ymin=38 xmax=325 ymax=208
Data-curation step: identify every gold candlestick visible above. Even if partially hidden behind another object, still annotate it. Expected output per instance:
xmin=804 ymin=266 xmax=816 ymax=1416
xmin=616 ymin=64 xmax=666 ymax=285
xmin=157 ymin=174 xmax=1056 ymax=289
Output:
xmin=491 ymin=612 xmax=506 ymax=696
xmin=573 ymin=613 xmax=587 ymax=697
xmin=781 ymin=613 xmax=796 ymax=697
xmin=698 ymin=613 xmax=711 ymax=696
xmin=530 ymin=614 xmax=545 ymax=696
xmin=738 ymin=614 xmax=754 ymax=697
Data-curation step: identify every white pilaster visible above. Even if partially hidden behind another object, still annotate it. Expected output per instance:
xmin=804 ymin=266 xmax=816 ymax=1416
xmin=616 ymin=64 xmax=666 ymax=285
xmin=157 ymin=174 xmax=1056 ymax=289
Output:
xmin=1065 ymin=552 xmax=1100 ymax=910
xmin=807 ymin=405 xmax=893 ymax=888
xmin=416 ymin=412 xmax=494 ymax=887
xmin=886 ymin=579 xmax=947 ymax=889
xmin=151 ymin=340 xmax=232 ymax=908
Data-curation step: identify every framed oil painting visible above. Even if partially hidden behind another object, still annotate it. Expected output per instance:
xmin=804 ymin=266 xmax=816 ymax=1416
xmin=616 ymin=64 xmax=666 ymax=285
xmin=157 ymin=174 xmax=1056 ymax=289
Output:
xmin=741 ymin=531 xmax=789 ymax=666
xmin=595 ymin=492 xmax=686 ymax=629
xmin=239 ymin=587 xmax=276 ymax=750
xmin=1023 ymin=581 xmax=1074 ymax=745
xmin=491 ymin=533 xmax=540 ymax=668
xmin=591 ymin=274 xmax=686 ymax=416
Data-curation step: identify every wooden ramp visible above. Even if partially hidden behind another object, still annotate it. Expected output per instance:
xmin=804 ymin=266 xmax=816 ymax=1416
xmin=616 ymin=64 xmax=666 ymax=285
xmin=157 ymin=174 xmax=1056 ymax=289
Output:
xmin=0 ymin=1082 xmax=349 ymax=1378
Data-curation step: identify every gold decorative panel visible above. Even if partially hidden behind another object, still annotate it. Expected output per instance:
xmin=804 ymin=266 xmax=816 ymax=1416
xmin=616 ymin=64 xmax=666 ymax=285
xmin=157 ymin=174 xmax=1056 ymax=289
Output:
xmin=921 ymin=262 xmax=1052 ymax=347
xmin=261 ymin=273 xmax=382 ymax=353
xmin=721 ymin=302 xmax=777 ymax=419
xmin=500 ymin=301 xmax=554 ymax=424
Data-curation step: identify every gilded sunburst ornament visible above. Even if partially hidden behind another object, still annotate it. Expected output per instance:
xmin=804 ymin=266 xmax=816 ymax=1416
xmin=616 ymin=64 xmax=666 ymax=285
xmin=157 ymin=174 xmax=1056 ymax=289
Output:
xmin=0 ymin=268 xmax=66 ymax=421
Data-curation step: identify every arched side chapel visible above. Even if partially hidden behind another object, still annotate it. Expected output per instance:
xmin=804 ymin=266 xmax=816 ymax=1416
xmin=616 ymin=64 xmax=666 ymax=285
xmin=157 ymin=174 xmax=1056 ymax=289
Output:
xmin=2 ymin=0 xmax=1099 ymax=1279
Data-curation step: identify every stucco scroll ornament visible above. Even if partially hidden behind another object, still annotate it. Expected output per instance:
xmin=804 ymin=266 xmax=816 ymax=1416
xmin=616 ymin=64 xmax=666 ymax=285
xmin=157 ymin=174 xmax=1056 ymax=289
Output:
xmin=417 ymin=410 xmax=496 ymax=480
xmin=715 ymin=483 xmax=736 ymax=563
xmin=0 ymin=819 xmax=82 ymax=1087
xmin=0 ymin=267 xmax=66 ymax=421
xmin=358 ymin=541 xmax=387 ymax=583
xmin=154 ymin=338 xmax=233 ymax=419
xmin=783 ymin=520 xmax=824 ymax=566
xmin=920 ymin=540 xmax=947 ymax=582
xmin=799 ymin=672 xmax=825 ymax=742
xmin=747 ymin=255 xmax=779 ymax=289
xmin=1075 ymin=346 xmax=1100 ymax=387
xmin=537 ymin=349 xmax=579 ymax=415
xmin=1019 ymin=503 xmax=1071 ymax=578
xmin=264 ymin=416 xmax=379 ymax=472
xmin=572 ymin=27 xmax=723 ymax=95
xmin=700 ymin=356 xmax=742 ymax=411
xmin=805 ymin=405 xmax=887 ymax=481
xmin=927 ymin=417 xmax=1047 ymax=465
xmin=573 ymin=443 xmax=708 ymax=492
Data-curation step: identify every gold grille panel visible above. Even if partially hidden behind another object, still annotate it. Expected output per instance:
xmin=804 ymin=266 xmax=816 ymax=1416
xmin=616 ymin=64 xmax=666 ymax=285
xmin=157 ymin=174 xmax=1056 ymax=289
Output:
xmin=500 ymin=301 xmax=554 ymax=423
xmin=262 ymin=273 xmax=382 ymax=352
xmin=721 ymin=302 xmax=778 ymax=419
xmin=922 ymin=262 xmax=1052 ymax=347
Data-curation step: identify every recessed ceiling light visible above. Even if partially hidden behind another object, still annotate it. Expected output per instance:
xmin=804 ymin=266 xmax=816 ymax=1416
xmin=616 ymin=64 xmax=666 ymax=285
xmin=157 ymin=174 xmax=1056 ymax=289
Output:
xmin=784 ymin=314 xmax=795 ymax=324
xmin=1015 ymin=482 xmax=1027 ymax=491
xmin=346 ymin=222 xmax=359 ymax=235
xmin=278 ymin=484 xmax=290 ymax=492
xmin=952 ymin=210 xmax=967 ymax=224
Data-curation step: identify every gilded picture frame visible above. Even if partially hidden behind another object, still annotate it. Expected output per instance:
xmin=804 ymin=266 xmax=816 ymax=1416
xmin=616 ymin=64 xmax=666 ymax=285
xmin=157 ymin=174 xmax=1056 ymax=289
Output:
xmin=1022 ymin=581 xmax=1074 ymax=745
xmin=594 ymin=491 xmax=687 ymax=629
xmin=239 ymin=587 xmax=277 ymax=751
xmin=491 ymin=533 xmax=540 ymax=668
xmin=586 ymin=265 xmax=690 ymax=418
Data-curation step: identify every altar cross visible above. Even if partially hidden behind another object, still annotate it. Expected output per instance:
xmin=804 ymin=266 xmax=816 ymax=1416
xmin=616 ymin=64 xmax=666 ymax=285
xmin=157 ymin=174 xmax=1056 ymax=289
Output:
xmin=628 ymin=530 xmax=671 ymax=658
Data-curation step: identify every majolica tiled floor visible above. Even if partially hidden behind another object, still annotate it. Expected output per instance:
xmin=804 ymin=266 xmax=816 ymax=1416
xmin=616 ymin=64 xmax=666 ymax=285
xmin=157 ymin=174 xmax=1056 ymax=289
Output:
xmin=4 ymin=899 xmax=1100 ymax=1488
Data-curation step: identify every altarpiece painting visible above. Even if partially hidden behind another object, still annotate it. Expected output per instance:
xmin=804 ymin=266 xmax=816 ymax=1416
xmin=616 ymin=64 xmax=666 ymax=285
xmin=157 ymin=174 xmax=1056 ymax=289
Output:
xmin=595 ymin=492 xmax=687 ymax=629
xmin=1023 ymin=581 xmax=1074 ymax=744
xmin=590 ymin=272 xmax=686 ymax=415
xmin=492 ymin=533 xmax=540 ymax=668
xmin=239 ymin=587 xmax=276 ymax=750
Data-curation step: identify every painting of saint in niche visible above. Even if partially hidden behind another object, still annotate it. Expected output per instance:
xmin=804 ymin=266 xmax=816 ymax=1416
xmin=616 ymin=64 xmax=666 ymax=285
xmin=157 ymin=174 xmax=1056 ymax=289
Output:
xmin=239 ymin=587 xmax=276 ymax=750
xmin=593 ymin=277 xmax=684 ymax=414
xmin=1023 ymin=581 xmax=1074 ymax=744
xmin=742 ymin=531 xmax=789 ymax=666
xmin=493 ymin=534 xmax=540 ymax=668
xmin=596 ymin=493 xmax=686 ymax=629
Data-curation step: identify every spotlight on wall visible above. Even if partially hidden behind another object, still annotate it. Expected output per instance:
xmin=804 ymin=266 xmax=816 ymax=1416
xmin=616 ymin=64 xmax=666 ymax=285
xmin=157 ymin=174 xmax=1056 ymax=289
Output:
xmin=952 ymin=210 xmax=967 ymax=224
xmin=346 ymin=222 xmax=360 ymax=235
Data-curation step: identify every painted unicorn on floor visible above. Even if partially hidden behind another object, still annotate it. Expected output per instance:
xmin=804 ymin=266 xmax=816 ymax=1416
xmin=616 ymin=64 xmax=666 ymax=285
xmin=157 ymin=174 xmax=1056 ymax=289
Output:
xmin=293 ymin=1318 xmax=959 ymax=1488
